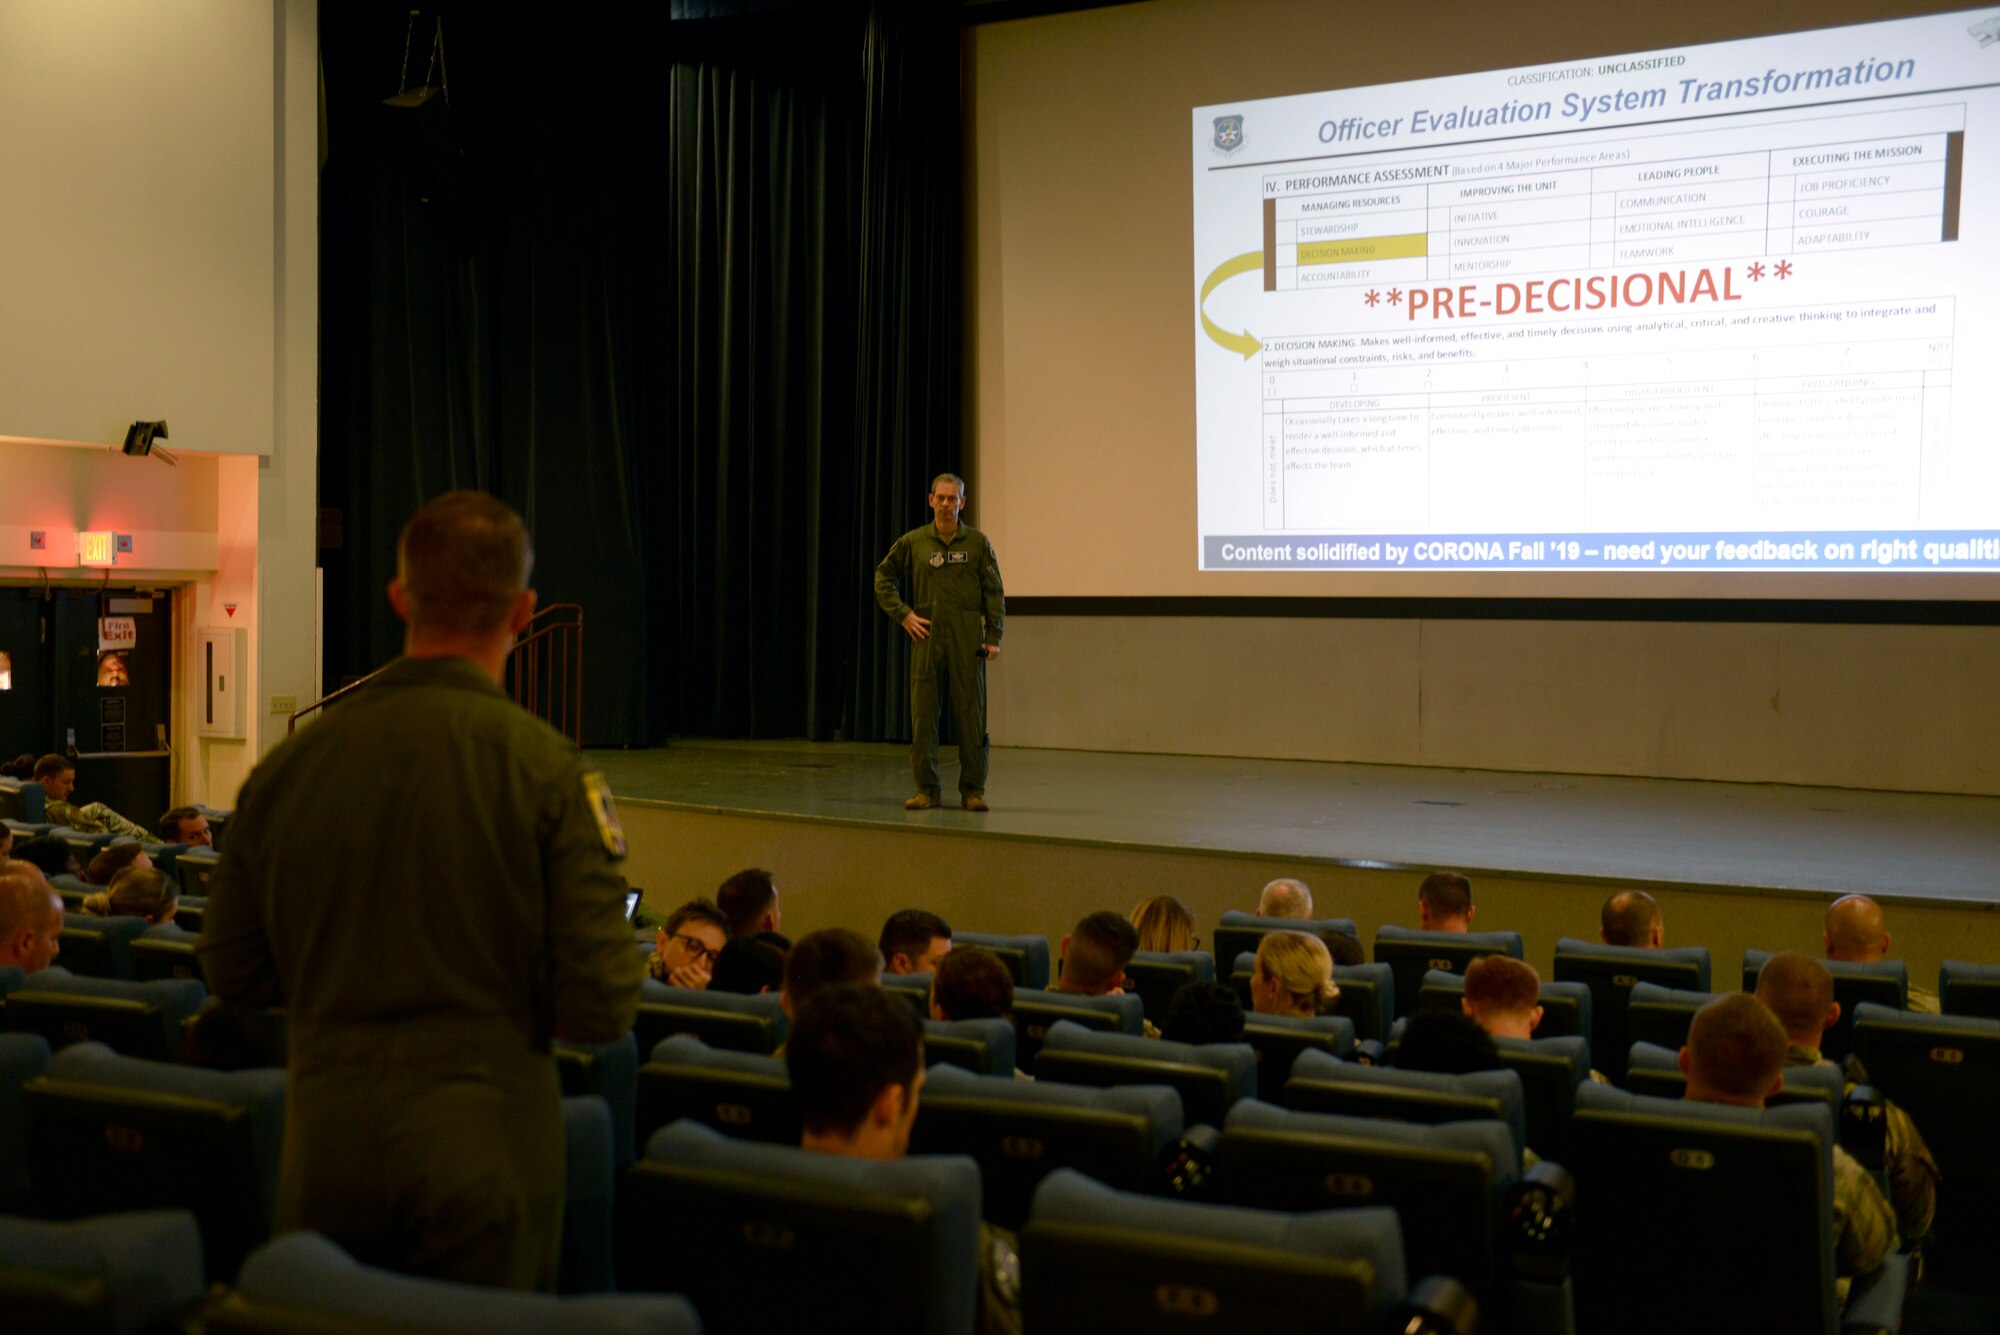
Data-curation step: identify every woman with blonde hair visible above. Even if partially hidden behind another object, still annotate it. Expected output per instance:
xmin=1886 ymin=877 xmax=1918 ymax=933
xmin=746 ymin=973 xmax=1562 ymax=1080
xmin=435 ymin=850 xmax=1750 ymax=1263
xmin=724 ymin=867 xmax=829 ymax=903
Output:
xmin=80 ymin=866 xmax=178 ymax=926
xmin=1250 ymin=930 xmax=1339 ymax=1016
xmin=1129 ymin=895 xmax=1195 ymax=954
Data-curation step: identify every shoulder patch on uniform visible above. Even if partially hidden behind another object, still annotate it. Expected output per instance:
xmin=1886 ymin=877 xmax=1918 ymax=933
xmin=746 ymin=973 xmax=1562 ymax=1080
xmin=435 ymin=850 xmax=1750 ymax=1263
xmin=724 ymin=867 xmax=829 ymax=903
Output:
xmin=581 ymin=771 xmax=627 ymax=859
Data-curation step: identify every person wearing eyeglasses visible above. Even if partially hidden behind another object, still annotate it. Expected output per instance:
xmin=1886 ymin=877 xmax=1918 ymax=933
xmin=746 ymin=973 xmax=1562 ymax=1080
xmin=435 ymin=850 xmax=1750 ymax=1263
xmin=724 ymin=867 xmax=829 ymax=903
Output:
xmin=648 ymin=897 xmax=731 ymax=989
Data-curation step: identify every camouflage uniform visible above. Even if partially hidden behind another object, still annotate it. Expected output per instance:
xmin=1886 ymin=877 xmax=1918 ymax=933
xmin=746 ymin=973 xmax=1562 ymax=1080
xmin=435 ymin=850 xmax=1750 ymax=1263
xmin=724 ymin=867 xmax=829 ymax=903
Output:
xmin=1788 ymin=1041 xmax=1940 ymax=1244
xmin=1905 ymin=983 xmax=1940 ymax=1015
xmin=874 ymin=523 xmax=1006 ymax=800
xmin=44 ymin=799 xmax=150 ymax=841
xmin=201 ymin=656 xmax=641 ymax=1290
xmin=1832 ymin=1143 xmax=1900 ymax=1279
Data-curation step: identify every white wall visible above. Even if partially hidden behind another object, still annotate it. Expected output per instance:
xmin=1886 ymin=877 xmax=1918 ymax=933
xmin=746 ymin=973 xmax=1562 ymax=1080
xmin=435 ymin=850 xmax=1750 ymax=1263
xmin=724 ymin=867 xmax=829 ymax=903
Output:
xmin=0 ymin=0 xmax=319 ymax=807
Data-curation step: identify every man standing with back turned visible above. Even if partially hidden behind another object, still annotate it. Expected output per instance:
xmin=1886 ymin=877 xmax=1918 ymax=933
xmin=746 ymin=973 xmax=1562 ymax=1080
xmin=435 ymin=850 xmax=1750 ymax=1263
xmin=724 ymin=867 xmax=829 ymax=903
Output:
xmin=875 ymin=473 xmax=1006 ymax=811
xmin=200 ymin=491 xmax=641 ymax=1290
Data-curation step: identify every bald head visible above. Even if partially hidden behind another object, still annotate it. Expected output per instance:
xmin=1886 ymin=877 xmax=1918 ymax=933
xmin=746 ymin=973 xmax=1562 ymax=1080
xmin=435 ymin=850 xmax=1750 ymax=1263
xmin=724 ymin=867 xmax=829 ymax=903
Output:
xmin=1257 ymin=878 xmax=1313 ymax=920
xmin=1824 ymin=895 xmax=1891 ymax=963
xmin=0 ymin=870 xmax=63 ymax=973
xmin=1754 ymin=952 xmax=1837 ymax=1046
xmin=1681 ymin=993 xmax=1787 ymax=1107
xmin=1600 ymin=890 xmax=1663 ymax=948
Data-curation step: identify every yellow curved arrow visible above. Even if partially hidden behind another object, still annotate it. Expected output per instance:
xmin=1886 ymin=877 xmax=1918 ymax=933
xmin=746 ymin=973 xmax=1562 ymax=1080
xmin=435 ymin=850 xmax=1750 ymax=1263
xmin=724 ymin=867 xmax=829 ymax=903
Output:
xmin=1199 ymin=251 xmax=1264 ymax=360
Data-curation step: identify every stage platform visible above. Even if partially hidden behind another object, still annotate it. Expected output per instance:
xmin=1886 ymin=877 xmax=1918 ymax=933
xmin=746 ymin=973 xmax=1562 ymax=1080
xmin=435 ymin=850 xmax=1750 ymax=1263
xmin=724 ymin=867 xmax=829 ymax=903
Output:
xmin=596 ymin=740 xmax=2000 ymax=983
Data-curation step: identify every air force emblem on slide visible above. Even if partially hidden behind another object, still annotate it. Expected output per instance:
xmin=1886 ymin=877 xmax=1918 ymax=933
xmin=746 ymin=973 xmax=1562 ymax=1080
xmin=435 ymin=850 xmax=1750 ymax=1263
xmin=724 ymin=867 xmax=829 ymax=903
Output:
xmin=582 ymin=771 xmax=627 ymax=859
xmin=1213 ymin=114 xmax=1244 ymax=154
xmin=929 ymin=551 xmax=946 ymax=568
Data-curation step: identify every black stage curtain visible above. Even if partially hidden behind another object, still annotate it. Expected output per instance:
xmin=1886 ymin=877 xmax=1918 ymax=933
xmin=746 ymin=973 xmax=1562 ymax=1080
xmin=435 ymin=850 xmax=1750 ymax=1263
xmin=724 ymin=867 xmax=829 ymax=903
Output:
xmin=318 ymin=2 xmax=960 ymax=745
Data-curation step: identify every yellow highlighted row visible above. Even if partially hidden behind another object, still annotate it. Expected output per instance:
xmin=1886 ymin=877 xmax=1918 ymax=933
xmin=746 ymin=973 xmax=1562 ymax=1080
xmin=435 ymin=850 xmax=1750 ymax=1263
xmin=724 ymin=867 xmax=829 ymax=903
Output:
xmin=1297 ymin=233 xmax=1429 ymax=265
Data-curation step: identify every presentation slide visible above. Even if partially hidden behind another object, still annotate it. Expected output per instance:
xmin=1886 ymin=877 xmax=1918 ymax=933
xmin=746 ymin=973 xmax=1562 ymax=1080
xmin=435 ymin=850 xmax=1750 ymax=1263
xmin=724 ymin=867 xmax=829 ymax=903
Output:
xmin=1194 ymin=9 xmax=2000 ymax=575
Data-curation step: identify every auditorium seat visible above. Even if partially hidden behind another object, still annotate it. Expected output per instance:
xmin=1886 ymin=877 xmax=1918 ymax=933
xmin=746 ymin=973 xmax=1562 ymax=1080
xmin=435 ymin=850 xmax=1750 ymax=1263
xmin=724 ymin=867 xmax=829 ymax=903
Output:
xmin=1212 ymin=910 xmax=1359 ymax=975
xmin=1939 ymin=960 xmax=2000 ymax=1021
xmin=1623 ymin=981 xmax=1720 ymax=1053
xmin=1743 ymin=949 xmax=1905 ymax=1063
xmin=1372 ymin=926 xmax=1524 ymax=1019
xmin=1009 ymin=987 xmax=1143 ymax=1068
xmin=1032 ymin=1019 xmax=1256 ymax=1126
xmin=624 ymin=1119 xmax=979 ymax=1334
xmin=633 ymin=980 xmax=787 ymax=1057
xmin=1218 ymin=1098 xmax=1518 ymax=1308
xmin=210 ymin=1230 xmax=700 ymax=1334
xmin=52 ymin=828 xmax=117 ymax=862
xmin=879 ymin=969 xmax=933 ymax=1020
xmin=54 ymin=914 xmax=148 ymax=981
xmin=1567 ymin=1082 xmax=1909 ymax=1335
xmin=922 ymin=1017 xmax=1016 ymax=1077
xmin=5 ymin=969 xmax=206 ymax=1062
xmin=1229 ymin=954 xmax=1395 ymax=1044
xmin=951 ymin=930 xmax=1051 ymax=989
xmin=172 ymin=901 xmax=205 ymax=934
xmin=1851 ymin=1002 xmax=2000 ymax=1283
xmin=1285 ymin=1047 xmax=1527 ymax=1161
xmin=1021 ymin=1168 xmax=1427 ymax=1333
xmin=635 ymin=1034 xmax=796 ymax=1148
xmin=1490 ymin=1034 xmax=1590 ymax=1164
xmin=24 ymin=1041 xmax=285 ymax=1281
xmin=1239 ymin=1012 xmax=1355 ymax=1102
xmin=0 ymin=1209 xmax=205 ymax=1334
xmin=1417 ymin=967 xmax=1594 ymax=1042
xmin=0 ymin=777 xmax=48 ymax=824
xmin=556 ymin=1032 xmax=639 ymax=1170
xmin=912 ymin=1061 xmax=1182 ymax=1231
xmin=130 ymin=923 xmax=204 ymax=985
xmin=1621 ymin=1040 xmax=1843 ymax=1110
xmin=559 ymin=1096 xmax=617 ymax=1295
xmin=172 ymin=846 xmax=221 ymax=902
xmin=1122 ymin=948 xmax=1215 ymax=1024
xmin=0 ymin=1032 xmax=51 ymax=1213
xmin=1552 ymin=938 xmax=1710 ymax=1083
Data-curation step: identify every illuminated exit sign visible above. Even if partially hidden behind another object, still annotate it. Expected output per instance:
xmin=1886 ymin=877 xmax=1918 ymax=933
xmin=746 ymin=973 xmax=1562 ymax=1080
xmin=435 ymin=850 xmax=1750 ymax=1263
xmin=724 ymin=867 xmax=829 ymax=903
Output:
xmin=77 ymin=532 xmax=116 ymax=567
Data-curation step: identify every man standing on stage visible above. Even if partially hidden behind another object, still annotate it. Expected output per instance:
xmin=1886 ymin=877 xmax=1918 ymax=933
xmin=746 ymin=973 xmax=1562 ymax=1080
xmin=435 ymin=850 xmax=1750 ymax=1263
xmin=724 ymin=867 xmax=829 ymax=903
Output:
xmin=874 ymin=473 xmax=1005 ymax=811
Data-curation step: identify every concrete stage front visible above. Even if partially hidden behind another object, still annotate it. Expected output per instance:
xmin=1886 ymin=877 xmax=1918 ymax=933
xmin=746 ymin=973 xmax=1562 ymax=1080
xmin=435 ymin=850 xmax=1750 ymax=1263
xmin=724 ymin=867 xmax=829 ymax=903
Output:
xmin=597 ymin=740 xmax=2000 ymax=985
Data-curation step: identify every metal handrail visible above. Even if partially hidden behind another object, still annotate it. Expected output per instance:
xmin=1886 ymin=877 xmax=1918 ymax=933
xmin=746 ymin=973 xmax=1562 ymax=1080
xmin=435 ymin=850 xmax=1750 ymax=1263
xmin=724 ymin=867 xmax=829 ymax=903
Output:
xmin=287 ymin=603 xmax=586 ymax=741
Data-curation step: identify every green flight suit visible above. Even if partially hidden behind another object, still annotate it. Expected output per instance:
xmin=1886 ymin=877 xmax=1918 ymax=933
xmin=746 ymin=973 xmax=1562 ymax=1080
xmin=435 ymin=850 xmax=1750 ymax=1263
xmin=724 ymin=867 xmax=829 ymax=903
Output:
xmin=874 ymin=523 xmax=1006 ymax=798
xmin=200 ymin=655 xmax=641 ymax=1291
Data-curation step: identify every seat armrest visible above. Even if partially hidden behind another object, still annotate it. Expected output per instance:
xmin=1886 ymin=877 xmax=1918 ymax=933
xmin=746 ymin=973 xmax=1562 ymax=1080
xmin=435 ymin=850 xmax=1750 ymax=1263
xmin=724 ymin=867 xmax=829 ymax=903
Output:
xmin=1159 ymin=1123 xmax=1222 ymax=1200
xmin=1841 ymin=1250 xmax=1909 ymax=1335
xmin=1394 ymin=1274 xmax=1480 ymax=1335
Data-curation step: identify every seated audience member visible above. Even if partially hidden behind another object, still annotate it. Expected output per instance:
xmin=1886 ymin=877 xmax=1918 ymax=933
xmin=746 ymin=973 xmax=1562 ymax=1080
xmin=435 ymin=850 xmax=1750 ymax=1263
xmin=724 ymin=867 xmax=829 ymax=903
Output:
xmin=13 ymin=836 xmax=81 ymax=881
xmin=1417 ymin=871 xmax=1476 ymax=931
xmin=709 ymin=931 xmax=790 ymax=996
xmin=879 ymin=909 xmax=953 ymax=975
xmin=790 ymin=984 xmax=1021 ymax=1332
xmin=158 ymin=805 xmax=213 ymax=847
xmin=782 ymin=928 xmax=883 ymax=1023
xmin=647 ymin=897 xmax=731 ymax=988
xmin=0 ymin=753 xmax=35 ymax=780
xmin=1129 ymin=895 xmax=1195 ymax=953
xmin=183 ymin=1000 xmax=289 ymax=1071
xmin=0 ymin=868 xmax=63 ymax=973
xmin=33 ymin=755 xmax=150 ymax=840
xmin=1319 ymin=928 xmax=1364 ymax=968
xmin=1248 ymin=930 xmax=1338 ymax=1018
xmin=716 ymin=867 xmax=781 ymax=939
xmin=1680 ymin=993 xmax=1897 ymax=1280
xmin=85 ymin=841 xmax=154 ymax=886
xmin=1256 ymin=877 xmax=1313 ymax=920
xmin=1395 ymin=1008 xmax=1506 ymax=1075
xmin=1824 ymin=894 xmax=1936 ymax=1012
xmin=1460 ymin=955 xmax=1544 ymax=1039
xmin=1600 ymin=889 xmax=1664 ymax=948
xmin=1052 ymin=912 xmax=1139 ymax=997
xmin=80 ymin=866 xmax=177 ymax=925
xmin=0 ymin=829 xmax=11 ymax=861
xmin=1755 ymin=952 xmax=1938 ymax=1244
xmin=930 ymin=946 xmax=1015 ymax=1023
xmin=1161 ymin=981 xmax=1245 ymax=1046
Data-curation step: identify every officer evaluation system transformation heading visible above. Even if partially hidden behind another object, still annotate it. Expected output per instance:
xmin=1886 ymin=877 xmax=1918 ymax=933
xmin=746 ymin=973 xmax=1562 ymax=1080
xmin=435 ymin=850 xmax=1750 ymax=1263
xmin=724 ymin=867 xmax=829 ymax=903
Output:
xmin=1316 ymin=55 xmax=1917 ymax=144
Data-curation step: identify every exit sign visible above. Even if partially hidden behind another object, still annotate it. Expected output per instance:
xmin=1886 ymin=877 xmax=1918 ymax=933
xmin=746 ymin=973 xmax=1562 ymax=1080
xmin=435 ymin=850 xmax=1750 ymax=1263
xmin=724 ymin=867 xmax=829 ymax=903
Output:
xmin=77 ymin=532 xmax=116 ymax=567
